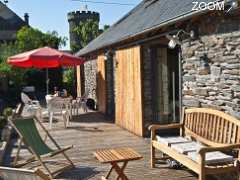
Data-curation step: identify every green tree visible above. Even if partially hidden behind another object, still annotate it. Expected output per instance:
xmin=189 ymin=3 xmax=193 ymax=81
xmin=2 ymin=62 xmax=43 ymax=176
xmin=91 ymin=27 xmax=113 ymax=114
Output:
xmin=72 ymin=19 xmax=99 ymax=52
xmin=16 ymin=26 xmax=66 ymax=51
xmin=0 ymin=27 xmax=66 ymax=100
xmin=0 ymin=43 xmax=26 ymax=91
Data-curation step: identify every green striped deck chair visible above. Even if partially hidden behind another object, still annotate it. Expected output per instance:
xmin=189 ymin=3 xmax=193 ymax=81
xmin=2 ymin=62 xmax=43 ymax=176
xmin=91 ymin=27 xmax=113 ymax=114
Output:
xmin=9 ymin=117 xmax=74 ymax=179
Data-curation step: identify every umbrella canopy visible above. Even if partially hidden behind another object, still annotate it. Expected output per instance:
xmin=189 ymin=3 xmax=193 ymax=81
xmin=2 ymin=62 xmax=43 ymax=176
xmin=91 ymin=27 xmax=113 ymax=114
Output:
xmin=7 ymin=46 xmax=84 ymax=94
xmin=7 ymin=46 xmax=84 ymax=68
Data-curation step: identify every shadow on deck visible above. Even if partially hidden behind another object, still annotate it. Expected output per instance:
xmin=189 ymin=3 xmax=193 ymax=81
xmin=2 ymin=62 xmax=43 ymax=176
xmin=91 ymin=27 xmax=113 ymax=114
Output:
xmin=8 ymin=112 xmax=198 ymax=180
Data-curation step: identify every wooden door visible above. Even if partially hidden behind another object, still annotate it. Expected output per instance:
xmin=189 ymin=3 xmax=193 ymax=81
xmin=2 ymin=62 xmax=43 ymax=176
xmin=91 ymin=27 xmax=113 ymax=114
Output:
xmin=97 ymin=54 xmax=106 ymax=113
xmin=115 ymin=46 xmax=143 ymax=136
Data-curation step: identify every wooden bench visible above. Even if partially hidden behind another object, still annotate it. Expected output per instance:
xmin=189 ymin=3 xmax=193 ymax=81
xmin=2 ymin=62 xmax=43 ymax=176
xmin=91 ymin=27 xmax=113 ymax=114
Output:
xmin=149 ymin=108 xmax=240 ymax=180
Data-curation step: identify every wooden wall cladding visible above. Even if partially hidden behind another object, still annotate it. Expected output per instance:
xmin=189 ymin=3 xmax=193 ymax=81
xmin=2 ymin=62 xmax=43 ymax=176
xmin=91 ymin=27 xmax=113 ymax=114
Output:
xmin=97 ymin=54 xmax=107 ymax=114
xmin=115 ymin=46 xmax=143 ymax=136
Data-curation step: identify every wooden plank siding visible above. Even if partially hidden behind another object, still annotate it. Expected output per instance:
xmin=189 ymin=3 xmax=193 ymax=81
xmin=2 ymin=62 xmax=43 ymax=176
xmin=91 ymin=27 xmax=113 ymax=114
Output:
xmin=115 ymin=46 xmax=143 ymax=136
xmin=97 ymin=54 xmax=107 ymax=114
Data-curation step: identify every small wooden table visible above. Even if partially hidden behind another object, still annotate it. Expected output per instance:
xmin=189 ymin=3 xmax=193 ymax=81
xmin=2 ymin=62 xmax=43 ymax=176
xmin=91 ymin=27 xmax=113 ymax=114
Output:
xmin=94 ymin=147 xmax=142 ymax=180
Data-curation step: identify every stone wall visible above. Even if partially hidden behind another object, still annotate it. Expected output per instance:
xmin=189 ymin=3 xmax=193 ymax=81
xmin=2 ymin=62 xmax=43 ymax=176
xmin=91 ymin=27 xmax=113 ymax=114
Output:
xmin=182 ymin=15 xmax=240 ymax=120
xmin=84 ymin=60 xmax=97 ymax=100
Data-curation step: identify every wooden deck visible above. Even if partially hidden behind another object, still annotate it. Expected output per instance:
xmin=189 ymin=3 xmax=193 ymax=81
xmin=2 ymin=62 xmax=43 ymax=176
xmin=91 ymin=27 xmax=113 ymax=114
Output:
xmin=9 ymin=112 xmax=200 ymax=180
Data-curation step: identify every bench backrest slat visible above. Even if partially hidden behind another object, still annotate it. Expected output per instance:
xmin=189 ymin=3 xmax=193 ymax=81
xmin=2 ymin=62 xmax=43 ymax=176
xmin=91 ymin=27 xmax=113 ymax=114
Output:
xmin=183 ymin=108 xmax=240 ymax=146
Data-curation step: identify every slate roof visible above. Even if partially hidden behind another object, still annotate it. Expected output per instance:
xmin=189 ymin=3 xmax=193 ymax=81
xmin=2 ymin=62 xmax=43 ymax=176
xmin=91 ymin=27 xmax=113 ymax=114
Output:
xmin=76 ymin=0 xmax=218 ymax=56
xmin=0 ymin=2 xmax=27 ymax=40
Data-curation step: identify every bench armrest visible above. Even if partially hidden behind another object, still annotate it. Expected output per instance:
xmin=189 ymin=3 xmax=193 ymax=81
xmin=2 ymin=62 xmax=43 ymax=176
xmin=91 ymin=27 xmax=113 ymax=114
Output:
xmin=198 ymin=144 xmax=240 ymax=155
xmin=149 ymin=123 xmax=183 ymax=140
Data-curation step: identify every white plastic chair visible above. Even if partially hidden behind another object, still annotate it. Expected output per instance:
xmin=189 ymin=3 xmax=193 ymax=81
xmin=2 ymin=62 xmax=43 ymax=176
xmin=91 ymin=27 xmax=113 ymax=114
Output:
xmin=21 ymin=92 xmax=41 ymax=118
xmin=74 ymin=89 xmax=89 ymax=115
xmin=47 ymin=97 xmax=71 ymax=129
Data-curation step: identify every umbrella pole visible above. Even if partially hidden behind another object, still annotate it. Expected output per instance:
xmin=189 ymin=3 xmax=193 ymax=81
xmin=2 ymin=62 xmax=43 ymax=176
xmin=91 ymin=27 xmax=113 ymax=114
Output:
xmin=46 ymin=68 xmax=49 ymax=94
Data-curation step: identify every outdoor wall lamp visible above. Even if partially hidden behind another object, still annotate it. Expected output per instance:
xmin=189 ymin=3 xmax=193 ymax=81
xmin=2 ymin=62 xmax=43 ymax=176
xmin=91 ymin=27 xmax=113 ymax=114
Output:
xmin=166 ymin=29 xmax=196 ymax=49
xmin=104 ymin=50 xmax=114 ymax=61
xmin=167 ymin=35 xmax=181 ymax=49
xmin=225 ymin=0 xmax=239 ymax=12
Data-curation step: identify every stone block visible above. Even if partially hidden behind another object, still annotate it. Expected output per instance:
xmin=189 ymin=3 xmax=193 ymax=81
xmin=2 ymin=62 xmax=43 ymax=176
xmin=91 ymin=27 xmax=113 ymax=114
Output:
xmin=217 ymin=38 xmax=225 ymax=46
xmin=198 ymin=68 xmax=210 ymax=75
xmin=226 ymin=44 xmax=234 ymax=52
xmin=232 ymin=86 xmax=240 ymax=92
xmin=233 ymin=98 xmax=240 ymax=105
xmin=234 ymin=92 xmax=240 ymax=98
xmin=209 ymin=91 xmax=217 ymax=96
xmin=183 ymin=99 xmax=200 ymax=107
xmin=183 ymin=75 xmax=196 ymax=82
xmin=201 ymin=104 xmax=222 ymax=111
xmin=225 ymin=80 xmax=239 ymax=85
xmin=206 ymin=96 xmax=216 ymax=101
xmin=193 ymin=88 xmax=208 ymax=96
xmin=211 ymin=66 xmax=221 ymax=76
xmin=201 ymin=36 xmax=218 ymax=47
xmin=223 ymin=63 xmax=240 ymax=69
xmin=223 ymin=69 xmax=240 ymax=76
xmin=183 ymin=63 xmax=194 ymax=70
xmin=183 ymin=90 xmax=194 ymax=96
xmin=197 ymin=75 xmax=211 ymax=82
xmin=211 ymin=76 xmax=220 ymax=82
xmin=217 ymin=95 xmax=232 ymax=101
xmin=233 ymin=49 xmax=240 ymax=55
xmin=213 ymin=100 xmax=224 ymax=106
xmin=185 ymin=57 xmax=198 ymax=62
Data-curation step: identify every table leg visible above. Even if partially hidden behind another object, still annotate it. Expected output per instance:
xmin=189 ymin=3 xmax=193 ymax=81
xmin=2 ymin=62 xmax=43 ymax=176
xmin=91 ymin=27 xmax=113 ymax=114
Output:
xmin=111 ymin=162 xmax=129 ymax=180
xmin=105 ymin=164 xmax=114 ymax=179
xmin=116 ymin=161 xmax=128 ymax=180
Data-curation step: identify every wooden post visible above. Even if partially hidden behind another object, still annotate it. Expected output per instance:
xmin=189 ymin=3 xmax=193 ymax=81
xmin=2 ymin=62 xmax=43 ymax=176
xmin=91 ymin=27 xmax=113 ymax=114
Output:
xmin=76 ymin=65 xmax=81 ymax=97
xmin=151 ymin=129 xmax=156 ymax=168
xmin=199 ymin=152 xmax=205 ymax=180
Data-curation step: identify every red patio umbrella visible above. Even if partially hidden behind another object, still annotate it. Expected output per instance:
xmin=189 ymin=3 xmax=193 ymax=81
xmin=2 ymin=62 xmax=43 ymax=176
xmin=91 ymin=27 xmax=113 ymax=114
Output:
xmin=8 ymin=46 xmax=84 ymax=94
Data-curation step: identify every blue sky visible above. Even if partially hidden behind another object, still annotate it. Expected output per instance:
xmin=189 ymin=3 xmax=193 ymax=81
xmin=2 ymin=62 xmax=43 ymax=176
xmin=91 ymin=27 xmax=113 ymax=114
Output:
xmin=7 ymin=0 xmax=141 ymax=50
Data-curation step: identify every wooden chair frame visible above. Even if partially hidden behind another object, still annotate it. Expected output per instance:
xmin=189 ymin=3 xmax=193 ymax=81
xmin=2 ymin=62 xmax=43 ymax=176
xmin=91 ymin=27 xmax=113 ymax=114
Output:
xmin=9 ymin=116 xmax=75 ymax=179
xmin=149 ymin=108 xmax=240 ymax=180
xmin=0 ymin=166 xmax=51 ymax=180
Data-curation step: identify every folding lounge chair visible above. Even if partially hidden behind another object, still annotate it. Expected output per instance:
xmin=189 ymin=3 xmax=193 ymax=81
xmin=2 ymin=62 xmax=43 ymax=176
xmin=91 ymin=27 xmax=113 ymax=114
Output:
xmin=8 ymin=117 xmax=75 ymax=179
xmin=0 ymin=166 xmax=50 ymax=180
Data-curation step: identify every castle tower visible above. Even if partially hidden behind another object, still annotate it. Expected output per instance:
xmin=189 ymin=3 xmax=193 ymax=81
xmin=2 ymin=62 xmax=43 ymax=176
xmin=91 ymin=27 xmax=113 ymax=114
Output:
xmin=67 ymin=7 xmax=100 ymax=51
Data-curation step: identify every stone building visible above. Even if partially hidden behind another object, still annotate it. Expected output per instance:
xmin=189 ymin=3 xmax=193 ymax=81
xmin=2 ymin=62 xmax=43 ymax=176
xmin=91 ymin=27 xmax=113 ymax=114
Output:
xmin=0 ymin=1 xmax=29 ymax=42
xmin=67 ymin=8 xmax=100 ymax=100
xmin=76 ymin=0 xmax=240 ymax=137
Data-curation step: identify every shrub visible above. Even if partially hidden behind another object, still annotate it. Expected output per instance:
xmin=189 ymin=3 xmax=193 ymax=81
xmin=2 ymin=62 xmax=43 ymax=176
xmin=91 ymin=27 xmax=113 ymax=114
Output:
xmin=0 ymin=116 xmax=6 ymax=131
xmin=3 ymin=107 xmax=13 ymax=118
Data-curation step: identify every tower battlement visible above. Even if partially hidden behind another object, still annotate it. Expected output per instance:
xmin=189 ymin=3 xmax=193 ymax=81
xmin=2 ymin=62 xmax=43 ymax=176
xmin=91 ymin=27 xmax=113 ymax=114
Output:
xmin=67 ymin=10 xmax=100 ymax=22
